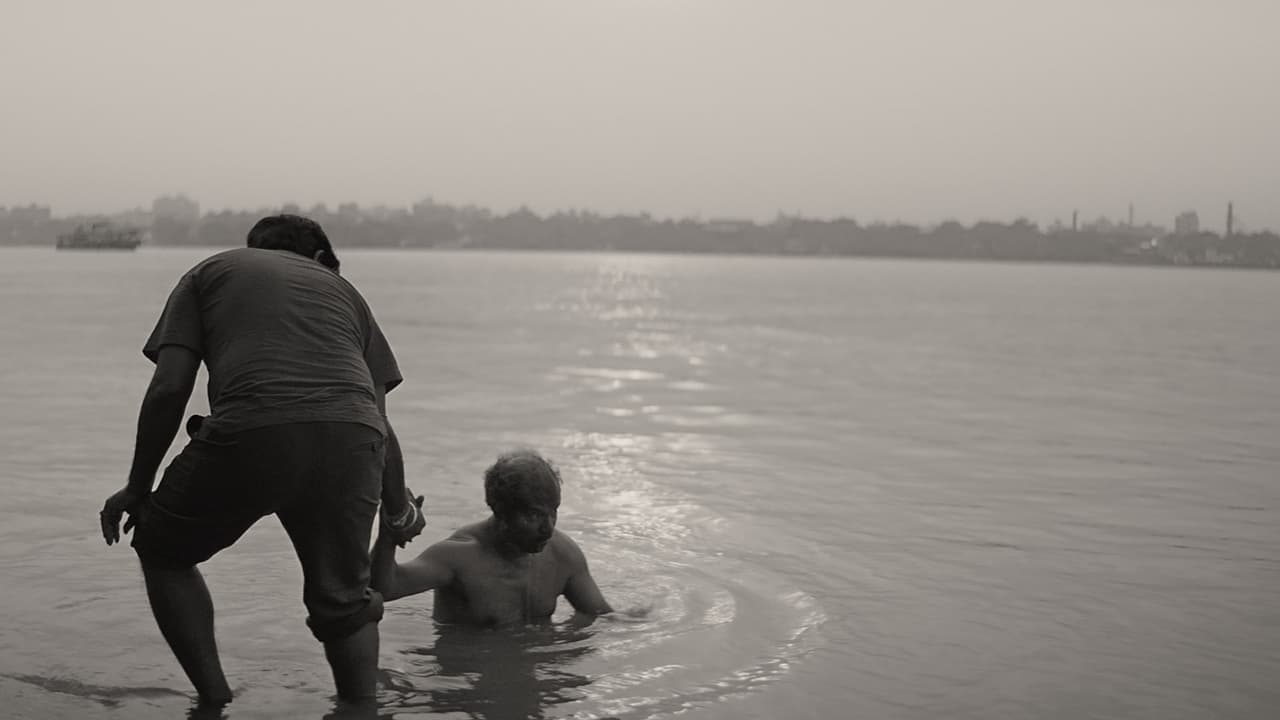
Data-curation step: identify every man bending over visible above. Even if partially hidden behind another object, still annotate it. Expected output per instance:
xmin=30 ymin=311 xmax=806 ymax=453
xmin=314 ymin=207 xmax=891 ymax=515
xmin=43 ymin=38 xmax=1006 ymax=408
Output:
xmin=99 ymin=215 xmax=423 ymax=707
xmin=372 ymin=449 xmax=617 ymax=626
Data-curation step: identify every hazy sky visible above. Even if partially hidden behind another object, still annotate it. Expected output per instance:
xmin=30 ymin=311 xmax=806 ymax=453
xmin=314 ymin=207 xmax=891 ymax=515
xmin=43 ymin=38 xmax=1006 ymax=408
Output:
xmin=4 ymin=0 xmax=1277 ymax=231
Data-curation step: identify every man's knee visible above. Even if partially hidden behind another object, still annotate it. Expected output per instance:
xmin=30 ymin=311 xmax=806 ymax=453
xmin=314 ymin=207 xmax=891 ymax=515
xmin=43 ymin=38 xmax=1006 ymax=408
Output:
xmin=306 ymin=589 xmax=384 ymax=643
xmin=136 ymin=551 xmax=197 ymax=575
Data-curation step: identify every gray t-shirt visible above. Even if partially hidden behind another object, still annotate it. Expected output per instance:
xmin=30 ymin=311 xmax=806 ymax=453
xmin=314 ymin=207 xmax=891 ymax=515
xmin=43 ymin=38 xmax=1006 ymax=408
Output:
xmin=143 ymin=247 xmax=401 ymax=435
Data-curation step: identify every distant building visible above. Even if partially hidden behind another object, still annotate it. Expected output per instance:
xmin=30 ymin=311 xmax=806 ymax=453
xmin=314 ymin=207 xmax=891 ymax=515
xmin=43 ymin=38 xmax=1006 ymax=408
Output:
xmin=1174 ymin=211 xmax=1199 ymax=236
xmin=4 ymin=204 xmax=52 ymax=224
xmin=0 ymin=204 xmax=54 ymax=245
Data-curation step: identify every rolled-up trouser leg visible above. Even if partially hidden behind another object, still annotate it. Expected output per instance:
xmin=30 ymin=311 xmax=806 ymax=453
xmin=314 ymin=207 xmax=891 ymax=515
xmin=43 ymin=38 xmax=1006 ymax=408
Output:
xmin=307 ymin=589 xmax=385 ymax=642
xmin=276 ymin=422 xmax=386 ymax=642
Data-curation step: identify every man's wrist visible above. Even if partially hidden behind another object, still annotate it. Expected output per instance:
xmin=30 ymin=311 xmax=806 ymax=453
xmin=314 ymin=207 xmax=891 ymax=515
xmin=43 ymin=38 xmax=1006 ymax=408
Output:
xmin=380 ymin=495 xmax=418 ymax=531
xmin=125 ymin=475 xmax=153 ymax=496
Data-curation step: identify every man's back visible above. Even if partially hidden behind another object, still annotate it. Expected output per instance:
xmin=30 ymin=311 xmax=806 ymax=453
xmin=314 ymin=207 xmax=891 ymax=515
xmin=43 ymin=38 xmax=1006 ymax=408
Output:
xmin=144 ymin=247 xmax=398 ymax=435
xmin=103 ymin=215 xmax=415 ymax=705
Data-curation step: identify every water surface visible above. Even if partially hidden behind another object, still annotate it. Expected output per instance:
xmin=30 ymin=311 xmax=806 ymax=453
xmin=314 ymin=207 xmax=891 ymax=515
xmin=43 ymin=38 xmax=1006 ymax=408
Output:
xmin=1 ymin=248 xmax=1277 ymax=719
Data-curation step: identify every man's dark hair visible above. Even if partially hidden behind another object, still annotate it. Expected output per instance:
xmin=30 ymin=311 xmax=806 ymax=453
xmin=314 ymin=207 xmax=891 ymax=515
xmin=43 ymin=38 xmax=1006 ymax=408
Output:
xmin=484 ymin=449 xmax=563 ymax=510
xmin=246 ymin=214 xmax=340 ymax=273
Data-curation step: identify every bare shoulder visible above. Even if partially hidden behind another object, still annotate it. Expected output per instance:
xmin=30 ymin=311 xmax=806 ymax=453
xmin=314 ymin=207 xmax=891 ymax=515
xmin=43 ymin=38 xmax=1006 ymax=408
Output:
xmin=448 ymin=520 xmax=489 ymax=543
xmin=547 ymin=529 xmax=589 ymax=569
xmin=414 ymin=522 xmax=484 ymax=562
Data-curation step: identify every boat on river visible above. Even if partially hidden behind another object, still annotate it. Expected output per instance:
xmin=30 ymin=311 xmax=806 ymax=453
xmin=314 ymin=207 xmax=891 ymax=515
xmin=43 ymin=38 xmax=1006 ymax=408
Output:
xmin=56 ymin=222 xmax=143 ymax=250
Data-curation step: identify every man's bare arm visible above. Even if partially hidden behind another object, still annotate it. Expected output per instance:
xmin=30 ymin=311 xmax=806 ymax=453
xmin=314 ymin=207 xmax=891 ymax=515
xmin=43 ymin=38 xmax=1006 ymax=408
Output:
xmin=372 ymin=383 xmax=408 ymax=518
xmin=103 ymin=345 xmax=199 ymax=545
xmin=126 ymin=346 xmax=200 ymax=494
xmin=560 ymin=535 xmax=613 ymax=615
xmin=370 ymin=380 xmax=425 ymax=545
xmin=370 ymin=532 xmax=457 ymax=602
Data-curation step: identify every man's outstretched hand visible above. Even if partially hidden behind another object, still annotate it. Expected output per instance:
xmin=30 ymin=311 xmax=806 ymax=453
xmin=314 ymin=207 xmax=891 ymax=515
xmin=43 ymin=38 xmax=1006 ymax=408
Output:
xmin=100 ymin=487 xmax=146 ymax=545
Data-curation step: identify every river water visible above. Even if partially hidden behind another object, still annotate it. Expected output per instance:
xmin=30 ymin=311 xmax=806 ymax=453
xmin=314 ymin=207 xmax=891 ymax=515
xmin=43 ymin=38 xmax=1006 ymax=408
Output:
xmin=1 ymin=247 xmax=1277 ymax=719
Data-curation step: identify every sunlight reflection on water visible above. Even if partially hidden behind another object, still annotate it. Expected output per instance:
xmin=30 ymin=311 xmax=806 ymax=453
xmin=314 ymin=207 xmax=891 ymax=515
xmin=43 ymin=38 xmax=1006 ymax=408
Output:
xmin=6 ymin=250 xmax=1280 ymax=719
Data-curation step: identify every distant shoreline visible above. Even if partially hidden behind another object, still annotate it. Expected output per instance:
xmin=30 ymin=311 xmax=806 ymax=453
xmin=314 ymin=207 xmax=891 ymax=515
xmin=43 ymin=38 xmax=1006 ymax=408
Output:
xmin=11 ymin=241 xmax=1280 ymax=274
xmin=5 ymin=199 xmax=1277 ymax=270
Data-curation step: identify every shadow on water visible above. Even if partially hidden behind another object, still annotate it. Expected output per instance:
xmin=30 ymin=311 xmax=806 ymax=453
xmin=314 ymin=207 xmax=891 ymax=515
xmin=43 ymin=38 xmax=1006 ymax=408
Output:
xmin=186 ymin=702 xmax=230 ymax=720
xmin=3 ymin=671 xmax=379 ymax=720
xmin=376 ymin=623 xmax=601 ymax=720
xmin=2 ymin=671 xmax=191 ymax=708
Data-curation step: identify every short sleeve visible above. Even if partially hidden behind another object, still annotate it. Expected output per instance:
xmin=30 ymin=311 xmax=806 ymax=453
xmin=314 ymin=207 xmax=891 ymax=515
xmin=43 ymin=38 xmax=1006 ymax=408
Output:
xmin=143 ymin=272 xmax=204 ymax=362
xmin=365 ymin=314 xmax=403 ymax=393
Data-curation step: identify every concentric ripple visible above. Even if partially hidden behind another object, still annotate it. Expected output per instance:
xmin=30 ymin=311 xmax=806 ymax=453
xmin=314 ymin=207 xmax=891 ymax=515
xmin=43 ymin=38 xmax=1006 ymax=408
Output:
xmin=376 ymin=452 xmax=827 ymax=720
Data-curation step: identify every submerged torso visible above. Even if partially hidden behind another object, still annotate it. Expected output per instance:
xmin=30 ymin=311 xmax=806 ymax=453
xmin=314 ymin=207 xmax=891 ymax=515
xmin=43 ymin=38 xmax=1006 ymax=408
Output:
xmin=432 ymin=526 xmax=571 ymax=627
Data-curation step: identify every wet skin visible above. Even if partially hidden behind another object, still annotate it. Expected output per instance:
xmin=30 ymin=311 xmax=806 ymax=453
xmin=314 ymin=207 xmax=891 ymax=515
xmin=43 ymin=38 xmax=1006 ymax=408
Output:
xmin=371 ymin=475 xmax=613 ymax=626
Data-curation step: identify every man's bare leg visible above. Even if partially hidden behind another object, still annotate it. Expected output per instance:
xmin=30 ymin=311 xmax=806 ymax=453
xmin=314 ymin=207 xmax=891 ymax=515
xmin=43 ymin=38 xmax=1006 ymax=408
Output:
xmin=140 ymin=561 xmax=233 ymax=705
xmin=322 ymin=621 xmax=379 ymax=702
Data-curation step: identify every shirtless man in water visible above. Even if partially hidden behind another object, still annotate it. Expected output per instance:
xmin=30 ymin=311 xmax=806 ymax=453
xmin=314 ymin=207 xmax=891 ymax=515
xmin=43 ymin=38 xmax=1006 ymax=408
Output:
xmin=371 ymin=449 xmax=617 ymax=625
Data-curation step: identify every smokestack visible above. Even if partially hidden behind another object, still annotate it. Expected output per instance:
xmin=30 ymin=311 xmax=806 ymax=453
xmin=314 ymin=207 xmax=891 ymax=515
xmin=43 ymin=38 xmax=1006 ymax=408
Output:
xmin=1072 ymin=210 xmax=1077 ymax=233
xmin=1128 ymin=203 xmax=1134 ymax=227
xmin=1227 ymin=202 xmax=1234 ymax=238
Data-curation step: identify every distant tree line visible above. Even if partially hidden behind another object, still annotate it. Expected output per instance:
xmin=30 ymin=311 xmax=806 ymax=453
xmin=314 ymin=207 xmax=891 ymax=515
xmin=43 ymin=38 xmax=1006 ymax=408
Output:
xmin=5 ymin=196 xmax=1279 ymax=269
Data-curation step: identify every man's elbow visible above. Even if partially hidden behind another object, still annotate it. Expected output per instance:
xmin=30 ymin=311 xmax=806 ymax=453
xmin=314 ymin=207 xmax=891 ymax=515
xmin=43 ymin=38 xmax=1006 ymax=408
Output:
xmin=144 ymin=380 xmax=193 ymax=409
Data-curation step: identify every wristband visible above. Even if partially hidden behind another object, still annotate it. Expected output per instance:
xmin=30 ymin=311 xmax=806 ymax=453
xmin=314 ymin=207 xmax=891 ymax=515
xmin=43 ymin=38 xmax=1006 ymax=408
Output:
xmin=381 ymin=493 xmax=419 ymax=531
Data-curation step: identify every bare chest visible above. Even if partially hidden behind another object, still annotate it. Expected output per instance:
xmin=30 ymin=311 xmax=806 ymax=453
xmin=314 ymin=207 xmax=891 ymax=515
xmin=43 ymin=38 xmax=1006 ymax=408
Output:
xmin=438 ymin=554 xmax=564 ymax=626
